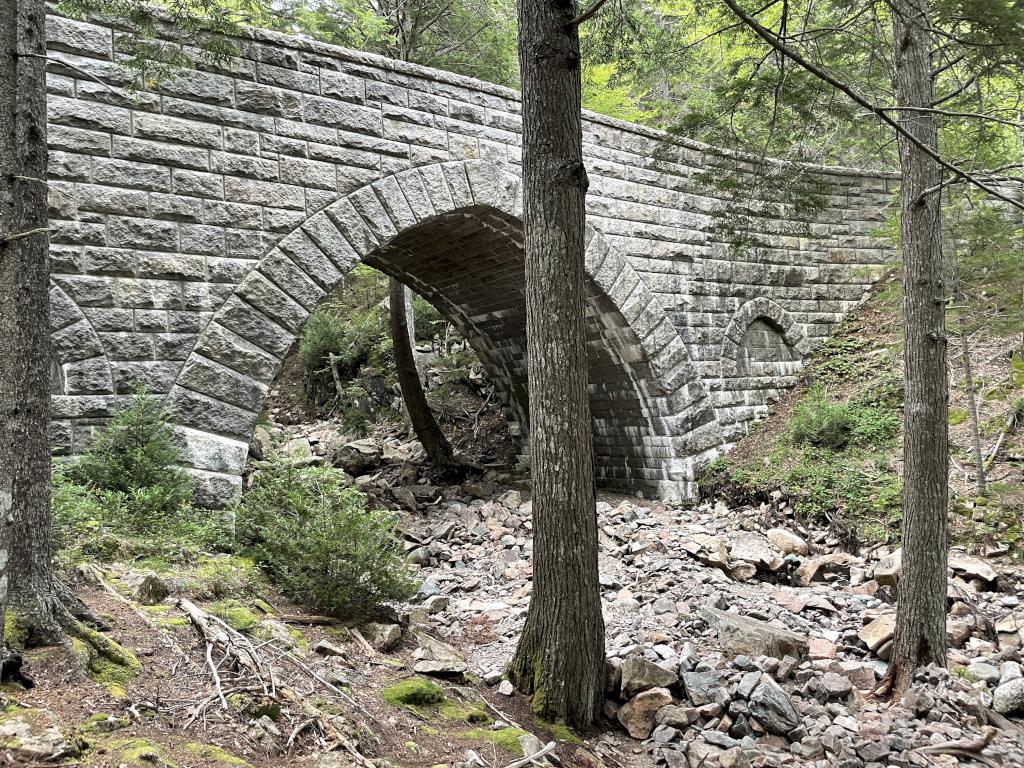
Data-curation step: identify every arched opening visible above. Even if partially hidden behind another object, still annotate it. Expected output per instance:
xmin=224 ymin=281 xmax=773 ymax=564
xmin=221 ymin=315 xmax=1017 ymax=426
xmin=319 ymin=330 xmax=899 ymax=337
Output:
xmin=717 ymin=299 xmax=809 ymax=446
xmin=356 ymin=206 xmax=671 ymax=492
xmin=166 ymin=160 xmax=714 ymax=505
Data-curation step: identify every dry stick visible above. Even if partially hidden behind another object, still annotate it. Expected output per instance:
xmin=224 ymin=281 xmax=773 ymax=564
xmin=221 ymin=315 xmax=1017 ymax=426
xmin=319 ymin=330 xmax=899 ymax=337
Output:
xmin=206 ymin=642 xmax=228 ymax=710
xmin=505 ymin=741 xmax=557 ymax=768
xmin=717 ymin=0 xmax=1024 ymax=212
xmin=349 ymin=627 xmax=377 ymax=656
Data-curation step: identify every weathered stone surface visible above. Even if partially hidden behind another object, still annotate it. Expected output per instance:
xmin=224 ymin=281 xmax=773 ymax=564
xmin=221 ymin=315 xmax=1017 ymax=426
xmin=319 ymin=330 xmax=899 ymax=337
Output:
xmin=749 ymin=675 xmax=801 ymax=735
xmin=132 ymin=573 xmax=171 ymax=605
xmin=617 ymin=687 xmax=673 ymax=739
xmin=993 ymin=679 xmax=1024 ymax=715
xmin=0 ymin=707 xmax=79 ymax=762
xmin=858 ymin=614 xmax=896 ymax=651
xmin=765 ymin=528 xmax=808 ymax=556
xmin=620 ymin=655 xmax=679 ymax=699
xmin=874 ymin=548 xmax=901 ymax=586
xmin=699 ymin=606 xmax=808 ymax=659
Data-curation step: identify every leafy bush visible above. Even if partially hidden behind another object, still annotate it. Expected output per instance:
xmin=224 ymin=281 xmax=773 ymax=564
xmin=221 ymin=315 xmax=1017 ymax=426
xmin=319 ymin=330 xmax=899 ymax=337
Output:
xmin=234 ymin=461 xmax=415 ymax=620
xmin=70 ymin=388 xmax=193 ymax=528
xmin=298 ymin=306 xmax=393 ymax=407
xmin=53 ymin=466 xmax=233 ymax=564
xmin=789 ymin=390 xmax=855 ymax=450
xmin=412 ymin=295 xmax=445 ymax=342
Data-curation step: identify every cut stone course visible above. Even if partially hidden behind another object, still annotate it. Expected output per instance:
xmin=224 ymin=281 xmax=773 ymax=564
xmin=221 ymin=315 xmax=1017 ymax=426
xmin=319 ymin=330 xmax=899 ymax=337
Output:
xmin=44 ymin=9 xmax=897 ymax=506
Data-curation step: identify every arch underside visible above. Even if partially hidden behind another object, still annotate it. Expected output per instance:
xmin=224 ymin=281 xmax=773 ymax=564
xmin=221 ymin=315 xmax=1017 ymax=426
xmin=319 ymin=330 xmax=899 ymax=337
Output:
xmin=155 ymin=161 xmax=719 ymax=505
xmin=364 ymin=207 xmax=676 ymax=491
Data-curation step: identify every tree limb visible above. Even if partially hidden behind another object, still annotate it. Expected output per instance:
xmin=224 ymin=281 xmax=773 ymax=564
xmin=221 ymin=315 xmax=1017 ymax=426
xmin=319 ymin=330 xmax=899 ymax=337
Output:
xmin=717 ymin=0 xmax=1024 ymax=211
xmin=568 ymin=0 xmax=609 ymax=28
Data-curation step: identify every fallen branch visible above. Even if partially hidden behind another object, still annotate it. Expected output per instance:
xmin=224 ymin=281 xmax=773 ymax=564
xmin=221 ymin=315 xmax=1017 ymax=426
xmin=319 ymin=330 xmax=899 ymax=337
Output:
xmin=505 ymin=740 xmax=557 ymax=768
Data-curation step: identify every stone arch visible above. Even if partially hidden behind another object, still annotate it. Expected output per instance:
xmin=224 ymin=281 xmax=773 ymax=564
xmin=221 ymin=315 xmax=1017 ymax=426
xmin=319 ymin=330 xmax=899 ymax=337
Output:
xmin=715 ymin=297 xmax=809 ymax=444
xmin=164 ymin=160 xmax=718 ymax=505
xmin=49 ymin=282 xmax=115 ymax=454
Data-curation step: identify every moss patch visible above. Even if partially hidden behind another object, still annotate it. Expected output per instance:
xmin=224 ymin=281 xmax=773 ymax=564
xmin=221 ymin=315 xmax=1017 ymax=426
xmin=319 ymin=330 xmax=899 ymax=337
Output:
xmin=183 ymin=742 xmax=254 ymax=766
xmin=184 ymin=556 xmax=259 ymax=600
xmin=69 ymin=626 xmax=142 ymax=700
xmin=382 ymin=678 xmax=445 ymax=710
xmin=103 ymin=737 xmax=176 ymax=767
xmin=207 ymin=600 xmax=260 ymax=632
xmin=464 ymin=727 xmax=527 ymax=756
xmin=3 ymin=612 xmax=28 ymax=649
xmin=543 ymin=720 xmax=582 ymax=744
xmin=438 ymin=700 xmax=492 ymax=724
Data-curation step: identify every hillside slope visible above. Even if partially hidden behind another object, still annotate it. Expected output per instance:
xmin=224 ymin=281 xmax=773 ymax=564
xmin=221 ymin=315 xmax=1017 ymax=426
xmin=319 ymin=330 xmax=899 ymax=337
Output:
xmin=702 ymin=273 xmax=1024 ymax=556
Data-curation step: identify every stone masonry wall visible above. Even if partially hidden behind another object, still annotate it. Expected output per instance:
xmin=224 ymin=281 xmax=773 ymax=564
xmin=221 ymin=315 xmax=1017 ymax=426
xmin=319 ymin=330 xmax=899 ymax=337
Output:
xmin=43 ymin=11 xmax=896 ymax=505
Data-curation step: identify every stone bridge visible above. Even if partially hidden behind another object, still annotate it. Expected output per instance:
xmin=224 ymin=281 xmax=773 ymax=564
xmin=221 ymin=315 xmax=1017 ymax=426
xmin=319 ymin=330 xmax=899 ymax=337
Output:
xmin=43 ymin=12 xmax=895 ymax=505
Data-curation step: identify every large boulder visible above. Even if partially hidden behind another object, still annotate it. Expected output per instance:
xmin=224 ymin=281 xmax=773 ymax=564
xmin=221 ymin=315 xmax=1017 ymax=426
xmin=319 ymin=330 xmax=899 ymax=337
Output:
xmin=681 ymin=671 xmax=729 ymax=707
xmin=729 ymin=532 xmax=784 ymax=572
xmin=0 ymin=707 xmax=79 ymax=762
xmin=249 ymin=426 xmax=274 ymax=460
xmin=766 ymin=528 xmax=809 ymax=556
xmin=794 ymin=552 xmax=863 ymax=585
xmin=858 ymin=614 xmax=896 ymax=652
xmin=874 ymin=549 xmax=902 ymax=587
xmin=749 ymin=675 xmax=801 ymax=735
xmin=617 ymin=687 xmax=673 ymax=739
xmin=993 ymin=679 xmax=1024 ymax=715
xmin=699 ymin=606 xmax=808 ymax=659
xmin=332 ymin=438 xmax=382 ymax=475
xmin=620 ymin=655 xmax=679 ymax=699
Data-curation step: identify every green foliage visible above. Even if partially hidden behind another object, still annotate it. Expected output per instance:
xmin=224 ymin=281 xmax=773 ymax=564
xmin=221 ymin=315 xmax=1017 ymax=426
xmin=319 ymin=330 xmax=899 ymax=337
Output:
xmin=382 ymin=678 xmax=445 ymax=709
xmin=789 ymin=392 xmax=855 ymax=450
xmin=412 ymin=295 xmax=445 ymax=342
xmin=234 ymin=460 xmax=416 ymax=620
xmin=70 ymin=388 xmax=193 ymax=527
xmin=789 ymin=386 xmax=899 ymax=451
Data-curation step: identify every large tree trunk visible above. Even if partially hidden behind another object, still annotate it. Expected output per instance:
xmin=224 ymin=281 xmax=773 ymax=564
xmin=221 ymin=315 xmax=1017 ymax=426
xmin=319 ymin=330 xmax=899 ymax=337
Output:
xmin=887 ymin=0 xmax=949 ymax=696
xmin=0 ymin=0 xmax=63 ymax=645
xmin=389 ymin=278 xmax=455 ymax=468
xmin=507 ymin=0 xmax=605 ymax=730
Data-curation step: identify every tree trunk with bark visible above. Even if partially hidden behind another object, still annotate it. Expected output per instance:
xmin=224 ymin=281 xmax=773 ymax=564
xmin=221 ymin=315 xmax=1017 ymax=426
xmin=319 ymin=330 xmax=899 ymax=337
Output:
xmin=959 ymin=318 xmax=986 ymax=494
xmin=389 ymin=278 xmax=455 ymax=468
xmin=887 ymin=0 xmax=949 ymax=696
xmin=507 ymin=0 xmax=605 ymax=730
xmin=0 ymin=0 xmax=63 ymax=645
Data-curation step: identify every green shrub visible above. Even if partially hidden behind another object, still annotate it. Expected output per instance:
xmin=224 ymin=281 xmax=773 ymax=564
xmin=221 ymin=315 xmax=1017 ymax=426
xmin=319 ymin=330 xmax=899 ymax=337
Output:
xmin=412 ymin=296 xmax=445 ymax=342
xmin=70 ymin=387 xmax=193 ymax=529
xmin=234 ymin=461 xmax=415 ymax=620
xmin=789 ymin=390 xmax=855 ymax=450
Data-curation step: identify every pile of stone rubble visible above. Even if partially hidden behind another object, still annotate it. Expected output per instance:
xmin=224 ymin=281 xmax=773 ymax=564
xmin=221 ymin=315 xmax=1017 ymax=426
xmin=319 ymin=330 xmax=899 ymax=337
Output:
xmin=393 ymin=483 xmax=1024 ymax=766
xmin=253 ymin=427 xmax=1024 ymax=765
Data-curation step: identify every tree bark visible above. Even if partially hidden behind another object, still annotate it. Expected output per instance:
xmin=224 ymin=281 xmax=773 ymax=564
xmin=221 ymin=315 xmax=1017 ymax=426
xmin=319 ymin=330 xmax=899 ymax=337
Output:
xmin=389 ymin=278 xmax=455 ymax=468
xmin=0 ymin=0 xmax=63 ymax=645
xmin=959 ymin=319 xmax=986 ymax=494
xmin=887 ymin=0 xmax=949 ymax=696
xmin=507 ymin=0 xmax=605 ymax=730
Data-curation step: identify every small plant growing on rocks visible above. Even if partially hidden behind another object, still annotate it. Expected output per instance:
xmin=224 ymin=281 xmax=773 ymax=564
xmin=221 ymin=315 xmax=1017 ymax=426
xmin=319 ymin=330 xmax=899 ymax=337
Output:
xmin=234 ymin=460 xmax=416 ymax=620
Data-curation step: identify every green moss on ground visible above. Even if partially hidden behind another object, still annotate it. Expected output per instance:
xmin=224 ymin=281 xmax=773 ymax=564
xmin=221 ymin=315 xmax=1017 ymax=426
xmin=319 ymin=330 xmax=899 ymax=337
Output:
xmin=103 ymin=737 xmax=176 ymax=767
xmin=382 ymin=678 xmax=445 ymax=709
xmin=207 ymin=599 xmax=260 ymax=632
xmin=464 ymin=727 xmax=527 ymax=756
xmin=184 ymin=742 xmax=254 ymax=766
xmin=68 ymin=626 xmax=142 ymax=700
xmin=543 ymin=720 xmax=582 ymax=743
